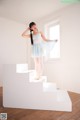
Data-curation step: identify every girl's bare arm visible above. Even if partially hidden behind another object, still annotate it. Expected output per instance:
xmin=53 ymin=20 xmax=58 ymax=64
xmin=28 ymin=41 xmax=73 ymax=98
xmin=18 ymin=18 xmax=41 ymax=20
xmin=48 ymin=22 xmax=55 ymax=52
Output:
xmin=22 ymin=28 xmax=30 ymax=38
xmin=40 ymin=31 xmax=58 ymax=42
xmin=40 ymin=31 xmax=48 ymax=41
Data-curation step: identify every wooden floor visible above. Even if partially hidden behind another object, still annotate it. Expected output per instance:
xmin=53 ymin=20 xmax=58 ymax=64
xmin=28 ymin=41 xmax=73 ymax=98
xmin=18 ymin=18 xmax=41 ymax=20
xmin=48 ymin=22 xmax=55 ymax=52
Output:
xmin=0 ymin=87 xmax=80 ymax=120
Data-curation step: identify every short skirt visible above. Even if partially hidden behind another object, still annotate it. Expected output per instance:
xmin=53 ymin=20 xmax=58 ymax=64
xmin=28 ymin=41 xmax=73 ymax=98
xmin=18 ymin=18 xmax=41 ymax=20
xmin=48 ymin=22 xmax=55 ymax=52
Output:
xmin=31 ymin=43 xmax=44 ymax=57
xmin=31 ymin=40 xmax=57 ymax=58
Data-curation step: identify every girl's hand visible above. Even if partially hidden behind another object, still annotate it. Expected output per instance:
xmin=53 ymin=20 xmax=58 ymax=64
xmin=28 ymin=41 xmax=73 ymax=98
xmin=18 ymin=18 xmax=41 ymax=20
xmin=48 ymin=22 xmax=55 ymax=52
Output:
xmin=47 ymin=39 xmax=58 ymax=42
xmin=26 ymin=27 xmax=30 ymax=31
xmin=55 ymin=39 xmax=58 ymax=42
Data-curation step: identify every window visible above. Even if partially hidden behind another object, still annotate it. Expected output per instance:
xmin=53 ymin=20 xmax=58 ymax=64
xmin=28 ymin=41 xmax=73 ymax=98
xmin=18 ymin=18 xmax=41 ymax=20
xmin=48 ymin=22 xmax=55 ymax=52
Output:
xmin=45 ymin=20 xmax=60 ymax=59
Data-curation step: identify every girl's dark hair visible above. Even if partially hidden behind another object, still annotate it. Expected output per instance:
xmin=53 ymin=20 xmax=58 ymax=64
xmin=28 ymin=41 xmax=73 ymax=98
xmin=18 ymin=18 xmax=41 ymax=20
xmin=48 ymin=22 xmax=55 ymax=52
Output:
xmin=29 ymin=22 xmax=36 ymax=45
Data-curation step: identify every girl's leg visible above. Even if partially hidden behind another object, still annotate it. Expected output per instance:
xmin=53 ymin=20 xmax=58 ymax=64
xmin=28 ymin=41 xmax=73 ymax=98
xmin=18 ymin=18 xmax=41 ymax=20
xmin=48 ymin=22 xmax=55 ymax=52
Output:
xmin=34 ymin=57 xmax=39 ymax=78
xmin=38 ymin=57 xmax=44 ymax=77
xmin=34 ymin=57 xmax=43 ymax=79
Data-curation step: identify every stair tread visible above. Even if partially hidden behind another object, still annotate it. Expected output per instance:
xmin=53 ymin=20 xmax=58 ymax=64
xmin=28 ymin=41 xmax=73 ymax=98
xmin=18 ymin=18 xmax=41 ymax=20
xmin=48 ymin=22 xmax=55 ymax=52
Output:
xmin=29 ymin=76 xmax=47 ymax=82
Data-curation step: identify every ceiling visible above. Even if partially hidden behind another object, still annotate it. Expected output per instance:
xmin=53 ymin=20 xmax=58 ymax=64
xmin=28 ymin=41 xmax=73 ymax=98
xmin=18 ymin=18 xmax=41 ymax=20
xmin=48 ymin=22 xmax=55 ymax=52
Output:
xmin=0 ymin=0 xmax=72 ymax=24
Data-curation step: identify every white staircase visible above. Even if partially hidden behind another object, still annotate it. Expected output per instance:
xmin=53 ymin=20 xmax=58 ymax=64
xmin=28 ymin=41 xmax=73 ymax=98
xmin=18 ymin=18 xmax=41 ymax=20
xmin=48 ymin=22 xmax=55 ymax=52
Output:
xmin=3 ymin=64 xmax=72 ymax=111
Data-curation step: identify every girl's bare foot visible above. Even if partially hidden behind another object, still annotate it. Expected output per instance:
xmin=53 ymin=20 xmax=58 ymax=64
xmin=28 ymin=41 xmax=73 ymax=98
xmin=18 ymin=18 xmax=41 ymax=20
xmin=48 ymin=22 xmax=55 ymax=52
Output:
xmin=35 ymin=76 xmax=40 ymax=80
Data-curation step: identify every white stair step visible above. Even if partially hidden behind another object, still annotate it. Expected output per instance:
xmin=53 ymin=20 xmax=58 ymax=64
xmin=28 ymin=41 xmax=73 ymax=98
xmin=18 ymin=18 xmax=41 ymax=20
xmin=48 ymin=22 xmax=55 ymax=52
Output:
xmin=43 ymin=82 xmax=57 ymax=92
xmin=16 ymin=64 xmax=28 ymax=73
xmin=29 ymin=70 xmax=47 ymax=82
xmin=30 ymin=76 xmax=47 ymax=83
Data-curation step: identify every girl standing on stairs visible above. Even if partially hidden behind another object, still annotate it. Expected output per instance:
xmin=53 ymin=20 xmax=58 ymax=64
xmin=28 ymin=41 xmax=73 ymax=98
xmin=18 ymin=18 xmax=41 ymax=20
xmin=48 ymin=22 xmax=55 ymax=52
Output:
xmin=22 ymin=22 xmax=57 ymax=80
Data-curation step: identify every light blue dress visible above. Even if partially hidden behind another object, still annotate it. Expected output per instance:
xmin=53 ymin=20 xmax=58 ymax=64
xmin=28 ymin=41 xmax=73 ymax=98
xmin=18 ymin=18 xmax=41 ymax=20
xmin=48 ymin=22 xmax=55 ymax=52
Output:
xmin=31 ymin=33 xmax=57 ymax=58
xmin=31 ymin=33 xmax=44 ymax=57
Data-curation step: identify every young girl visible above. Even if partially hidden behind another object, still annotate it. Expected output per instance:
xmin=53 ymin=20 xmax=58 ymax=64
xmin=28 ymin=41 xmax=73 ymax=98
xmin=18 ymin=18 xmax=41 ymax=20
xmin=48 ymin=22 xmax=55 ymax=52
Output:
xmin=22 ymin=22 xmax=57 ymax=79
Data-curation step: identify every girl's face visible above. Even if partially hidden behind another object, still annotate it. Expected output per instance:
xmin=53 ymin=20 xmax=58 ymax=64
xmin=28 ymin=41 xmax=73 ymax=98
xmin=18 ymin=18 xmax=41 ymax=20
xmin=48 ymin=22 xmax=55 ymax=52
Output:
xmin=31 ymin=25 xmax=38 ymax=32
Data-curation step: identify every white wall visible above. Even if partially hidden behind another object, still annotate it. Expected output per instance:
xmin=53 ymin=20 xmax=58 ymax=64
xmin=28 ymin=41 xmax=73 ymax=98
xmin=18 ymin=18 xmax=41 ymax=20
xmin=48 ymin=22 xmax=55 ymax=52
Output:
xmin=0 ymin=17 xmax=28 ymax=86
xmin=36 ymin=4 xmax=80 ymax=93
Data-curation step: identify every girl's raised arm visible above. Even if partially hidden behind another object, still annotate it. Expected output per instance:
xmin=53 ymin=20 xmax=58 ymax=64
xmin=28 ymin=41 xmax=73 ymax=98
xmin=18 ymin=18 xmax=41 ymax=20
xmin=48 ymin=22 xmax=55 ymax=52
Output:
xmin=22 ymin=27 xmax=30 ymax=38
